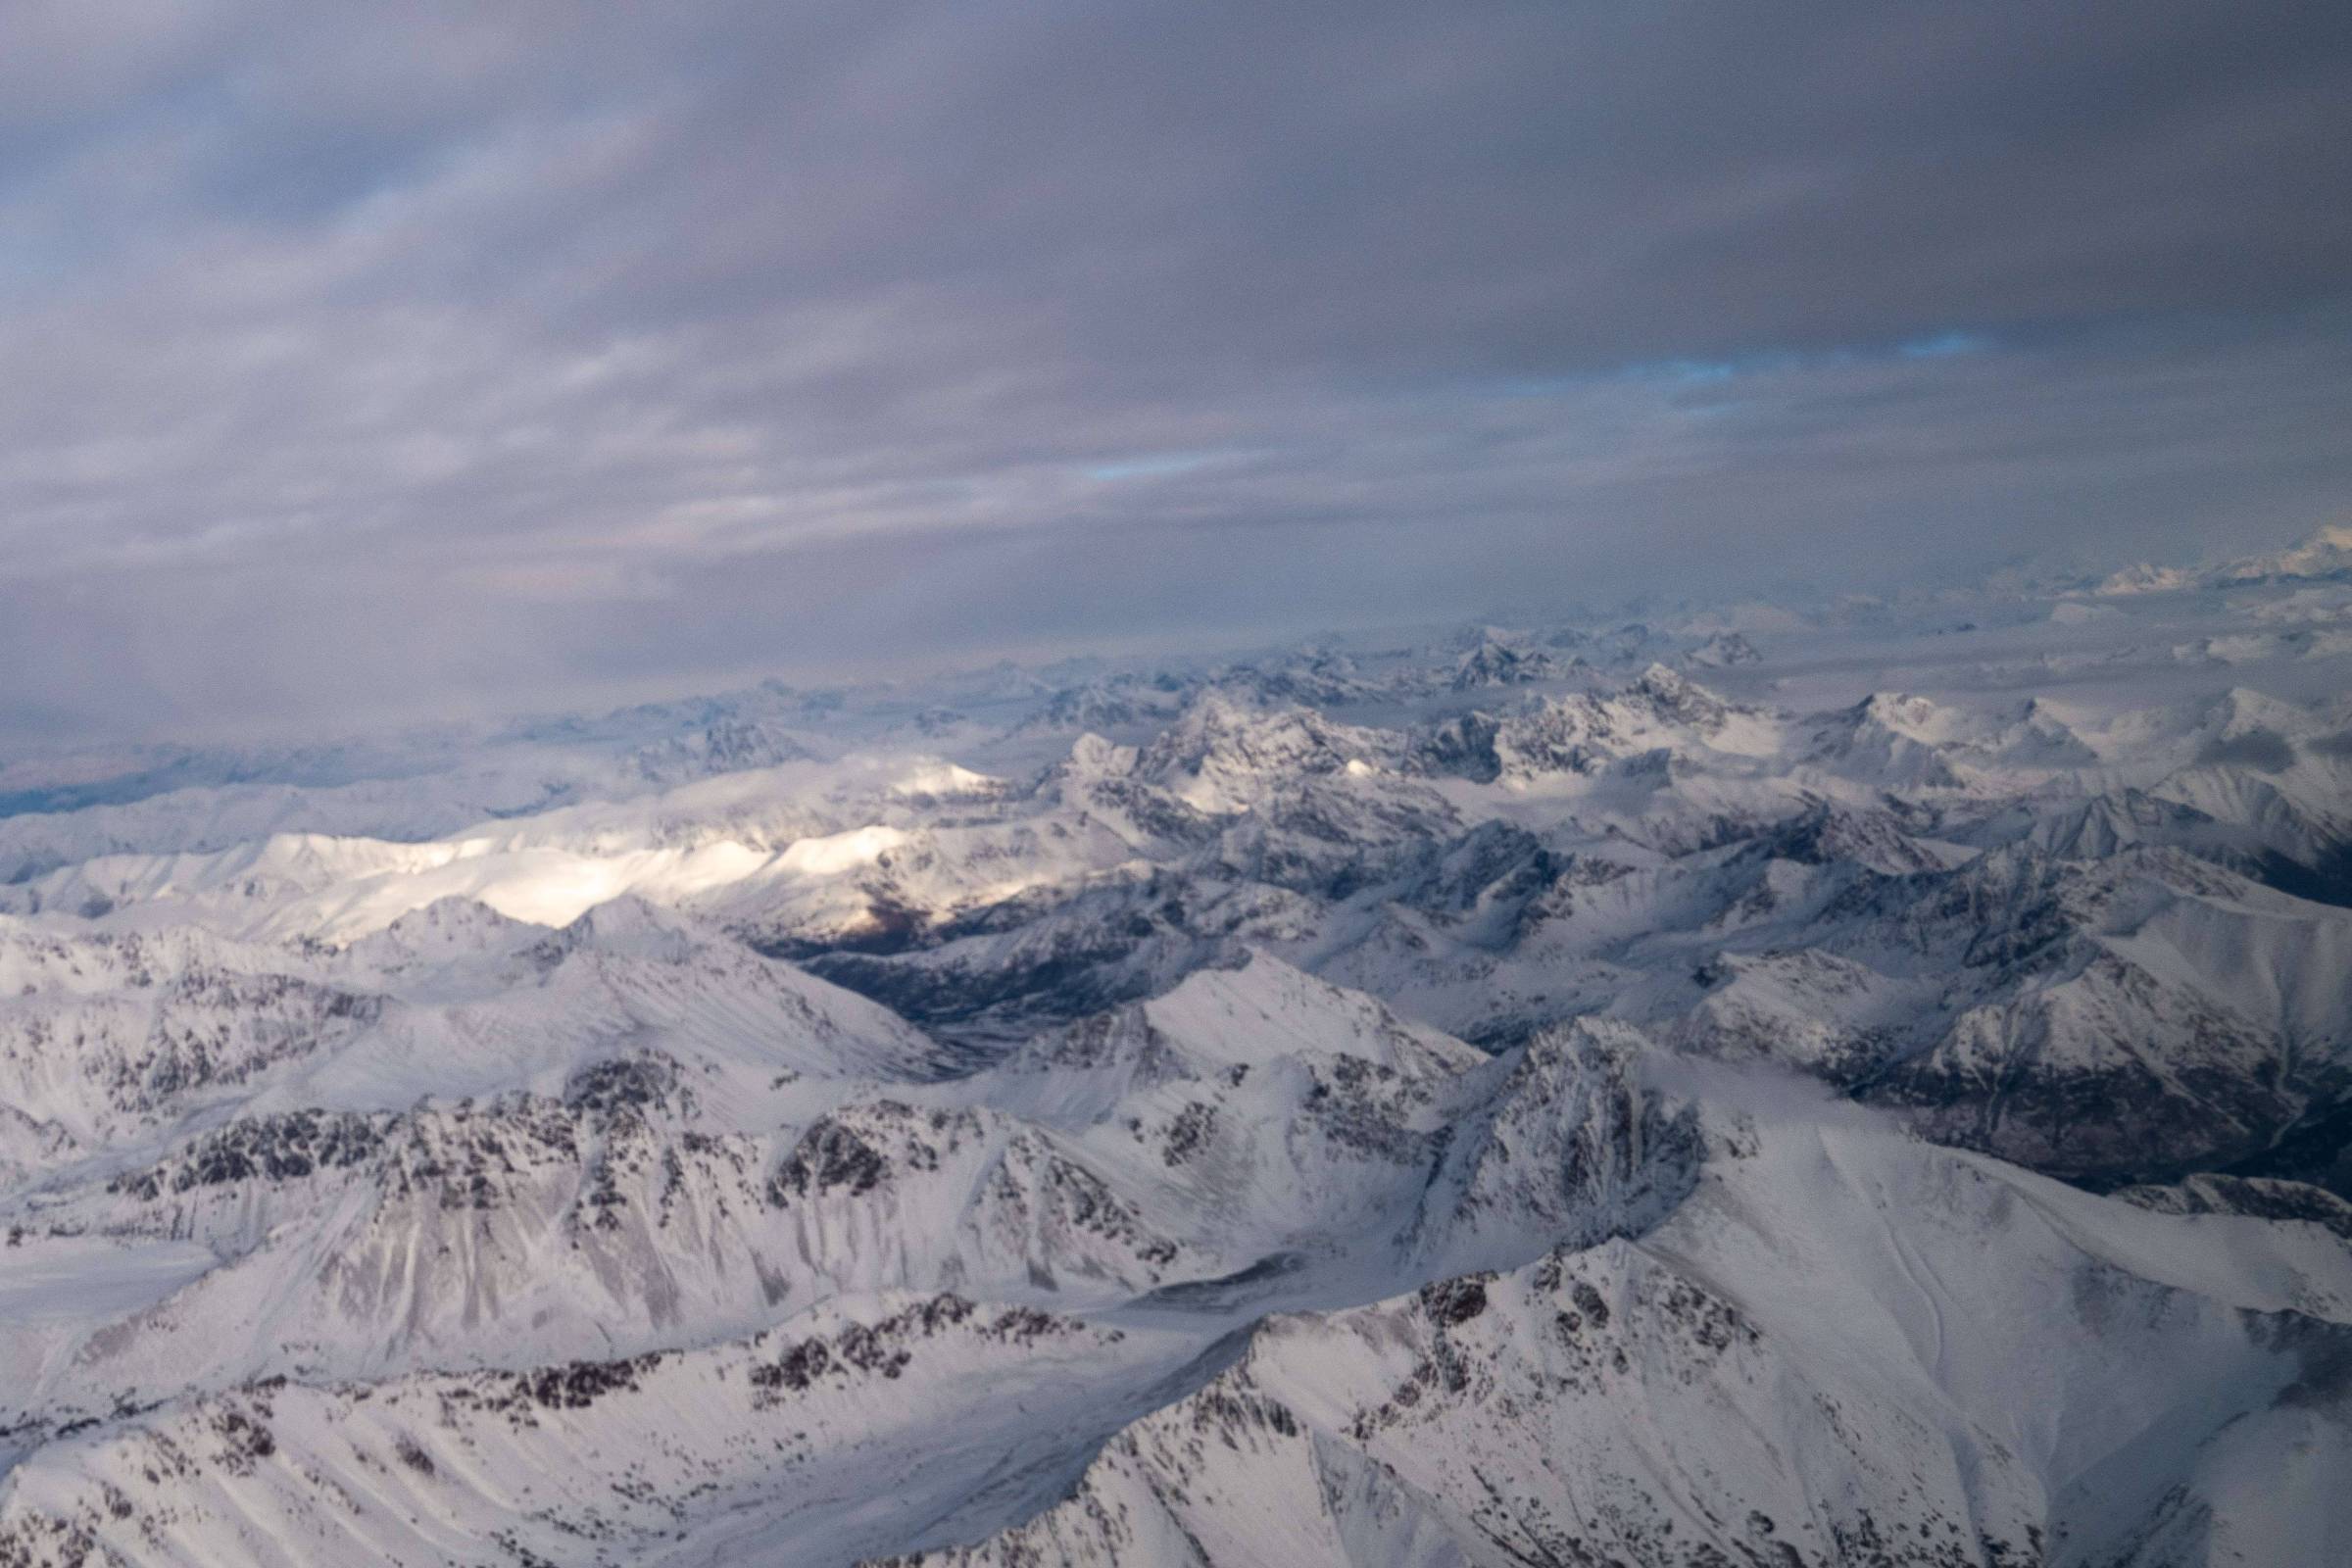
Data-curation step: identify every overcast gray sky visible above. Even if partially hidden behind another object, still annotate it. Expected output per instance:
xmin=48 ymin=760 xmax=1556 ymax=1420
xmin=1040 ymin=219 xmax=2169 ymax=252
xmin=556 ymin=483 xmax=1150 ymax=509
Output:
xmin=3 ymin=1 xmax=2348 ymax=743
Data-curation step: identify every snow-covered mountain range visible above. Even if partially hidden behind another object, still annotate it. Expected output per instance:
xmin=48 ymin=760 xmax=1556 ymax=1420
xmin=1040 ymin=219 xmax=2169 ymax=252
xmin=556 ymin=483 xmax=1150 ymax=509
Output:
xmin=4 ymin=530 xmax=2352 ymax=1564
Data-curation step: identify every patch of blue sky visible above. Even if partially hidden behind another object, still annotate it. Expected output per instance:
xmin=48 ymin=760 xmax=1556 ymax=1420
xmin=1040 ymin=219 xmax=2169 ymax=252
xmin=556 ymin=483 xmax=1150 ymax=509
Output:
xmin=1082 ymin=450 xmax=1232 ymax=482
xmin=1898 ymin=330 xmax=1990 ymax=359
xmin=1479 ymin=329 xmax=1995 ymax=400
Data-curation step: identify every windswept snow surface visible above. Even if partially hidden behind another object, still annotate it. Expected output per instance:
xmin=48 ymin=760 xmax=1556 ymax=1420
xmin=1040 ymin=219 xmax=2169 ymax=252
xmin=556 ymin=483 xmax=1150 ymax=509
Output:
xmin=5 ymin=534 xmax=2352 ymax=1564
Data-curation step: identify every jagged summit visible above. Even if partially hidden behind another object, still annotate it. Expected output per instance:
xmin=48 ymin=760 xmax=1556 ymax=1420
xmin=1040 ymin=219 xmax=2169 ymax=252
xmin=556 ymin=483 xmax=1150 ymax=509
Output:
xmin=2095 ymin=520 xmax=2352 ymax=596
xmin=1133 ymin=695 xmax=1399 ymax=812
xmin=5 ymin=566 xmax=2352 ymax=1564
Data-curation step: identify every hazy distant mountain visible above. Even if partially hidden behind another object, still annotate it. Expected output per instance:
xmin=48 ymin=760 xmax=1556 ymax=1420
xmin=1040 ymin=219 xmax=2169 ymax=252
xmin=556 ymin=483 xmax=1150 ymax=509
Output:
xmin=6 ymin=554 xmax=2352 ymax=1565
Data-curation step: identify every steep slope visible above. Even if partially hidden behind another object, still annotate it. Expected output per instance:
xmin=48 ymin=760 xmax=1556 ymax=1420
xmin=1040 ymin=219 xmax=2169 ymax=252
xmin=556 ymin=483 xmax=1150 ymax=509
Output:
xmin=2 ymin=565 xmax=2351 ymax=1565
xmin=0 ymin=1295 xmax=1219 ymax=1568
xmin=894 ymin=1071 xmax=2352 ymax=1568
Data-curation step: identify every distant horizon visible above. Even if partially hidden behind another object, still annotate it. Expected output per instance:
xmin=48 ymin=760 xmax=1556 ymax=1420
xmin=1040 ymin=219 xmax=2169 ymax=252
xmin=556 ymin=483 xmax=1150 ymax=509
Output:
xmin=1 ymin=513 xmax=2343 ymax=769
xmin=3 ymin=3 xmax=2346 ymax=747
xmin=5 ymin=14 xmax=2347 ymax=1556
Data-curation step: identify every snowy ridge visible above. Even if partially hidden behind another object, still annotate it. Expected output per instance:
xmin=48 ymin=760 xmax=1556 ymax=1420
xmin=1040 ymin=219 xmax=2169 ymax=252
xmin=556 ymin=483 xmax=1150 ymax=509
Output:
xmin=889 ymin=1073 xmax=2352 ymax=1567
xmin=4 ymin=555 xmax=2352 ymax=1562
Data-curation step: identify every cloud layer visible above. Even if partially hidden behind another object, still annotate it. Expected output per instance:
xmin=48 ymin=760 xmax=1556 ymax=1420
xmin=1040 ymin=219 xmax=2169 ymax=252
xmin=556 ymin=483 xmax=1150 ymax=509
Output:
xmin=3 ymin=1 xmax=2349 ymax=740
